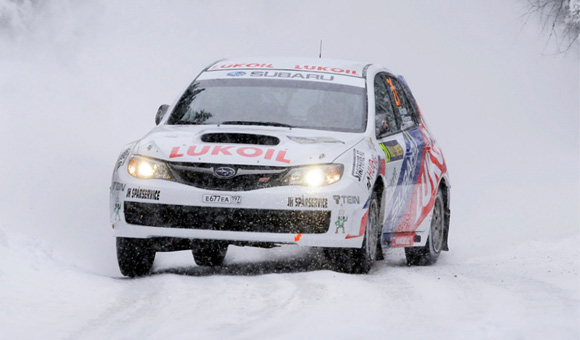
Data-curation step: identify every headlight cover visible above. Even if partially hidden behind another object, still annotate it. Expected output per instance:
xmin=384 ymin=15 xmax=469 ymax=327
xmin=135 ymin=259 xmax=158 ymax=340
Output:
xmin=127 ymin=156 xmax=171 ymax=180
xmin=281 ymin=164 xmax=343 ymax=187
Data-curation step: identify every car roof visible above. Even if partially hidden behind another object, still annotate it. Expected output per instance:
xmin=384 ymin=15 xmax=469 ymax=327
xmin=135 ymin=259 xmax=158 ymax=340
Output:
xmin=206 ymin=57 xmax=373 ymax=78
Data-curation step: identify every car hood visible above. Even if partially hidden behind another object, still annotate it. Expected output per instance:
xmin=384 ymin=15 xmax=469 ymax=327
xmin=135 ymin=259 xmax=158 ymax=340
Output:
xmin=133 ymin=125 xmax=365 ymax=166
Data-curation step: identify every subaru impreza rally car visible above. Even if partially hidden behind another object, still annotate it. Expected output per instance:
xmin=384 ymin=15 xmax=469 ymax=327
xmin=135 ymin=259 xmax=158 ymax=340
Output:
xmin=110 ymin=57 xmax=451 ymax=276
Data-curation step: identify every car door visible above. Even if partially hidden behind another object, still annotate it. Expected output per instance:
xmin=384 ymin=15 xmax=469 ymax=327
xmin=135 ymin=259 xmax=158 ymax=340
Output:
xmin=373 ymin=73 xmax=406 ymax=234
xmin=383 ymin=75 xmax=427 ymax=234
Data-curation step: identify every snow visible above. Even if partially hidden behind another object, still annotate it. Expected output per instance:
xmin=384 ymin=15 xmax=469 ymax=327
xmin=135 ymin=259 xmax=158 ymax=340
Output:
xmin=0 ymin=0 xmax=578 ymax=338
xmin=1 ymin=231 xmax=578 ymax=339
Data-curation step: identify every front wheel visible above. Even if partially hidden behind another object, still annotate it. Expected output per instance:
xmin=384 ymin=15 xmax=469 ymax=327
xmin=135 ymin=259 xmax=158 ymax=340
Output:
xmin=192 ymin=240 xmax=228 ymax=267
xmin=116 ymin=237 xmax=155 ymax=277
xmin=405 ymin=189 xmax=445 ymax=266
xmin=325 ymin=192 xmax=381 ymax=274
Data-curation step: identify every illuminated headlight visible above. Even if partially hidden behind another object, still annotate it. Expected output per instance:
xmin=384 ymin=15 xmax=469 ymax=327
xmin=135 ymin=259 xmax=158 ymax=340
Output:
xmin=127 ymin=156 xmax=171 ymax=180
xmin=282 ymin=164 xmax=343 ymax=187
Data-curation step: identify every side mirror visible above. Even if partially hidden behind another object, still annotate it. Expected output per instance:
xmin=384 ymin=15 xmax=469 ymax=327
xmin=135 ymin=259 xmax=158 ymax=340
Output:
xmin=155 ymin=104 xmax=169 ymax=125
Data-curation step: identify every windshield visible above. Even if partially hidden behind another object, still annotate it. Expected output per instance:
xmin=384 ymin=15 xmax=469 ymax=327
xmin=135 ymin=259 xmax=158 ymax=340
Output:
xmin=167 ymin=78 xmax=367 ymax=133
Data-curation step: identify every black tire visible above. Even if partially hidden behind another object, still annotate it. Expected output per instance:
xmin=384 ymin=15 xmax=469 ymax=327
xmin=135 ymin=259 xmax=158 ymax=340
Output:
xmin=325 ymin=192 xmax=381 ymax=274
xmin=192 ymin=240 xmax=228 ymax=267
xmin=405 ymin=189 xmax=445 ymax=266
xmin=116 ymin=237 xmax=155 ymax=277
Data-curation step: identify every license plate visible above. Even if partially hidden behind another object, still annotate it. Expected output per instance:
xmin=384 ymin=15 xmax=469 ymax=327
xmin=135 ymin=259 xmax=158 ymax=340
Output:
xmin=202 ymin=194 xmax=242 ymax=204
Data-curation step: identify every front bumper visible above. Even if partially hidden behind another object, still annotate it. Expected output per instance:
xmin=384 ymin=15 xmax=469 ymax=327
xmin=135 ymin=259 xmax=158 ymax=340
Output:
xmin=110 ymin=171 xmax=370 ymax=249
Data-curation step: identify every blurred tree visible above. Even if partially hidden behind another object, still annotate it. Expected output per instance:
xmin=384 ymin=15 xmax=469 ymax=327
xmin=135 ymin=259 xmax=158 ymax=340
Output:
xmin=524 ymin=0 xmax=580 ymax=53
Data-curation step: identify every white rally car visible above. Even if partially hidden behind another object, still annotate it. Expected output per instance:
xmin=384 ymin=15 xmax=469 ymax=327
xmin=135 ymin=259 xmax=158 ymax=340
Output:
xmin=110 ymin=57 xmax=451 ymax=276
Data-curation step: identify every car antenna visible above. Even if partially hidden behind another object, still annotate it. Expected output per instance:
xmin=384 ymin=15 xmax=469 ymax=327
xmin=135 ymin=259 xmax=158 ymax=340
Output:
xmin=319 ymin=40 xmax=323 ymax=58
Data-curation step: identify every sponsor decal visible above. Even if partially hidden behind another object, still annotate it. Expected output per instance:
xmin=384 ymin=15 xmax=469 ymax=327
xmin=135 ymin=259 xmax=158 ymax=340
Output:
xmin=210 ymin=63 xmax=361 ymax=76
xmin=111 ymin=181 xmax=126 ymax=192
xmin=287 ymin=136 xmax=344 ymax=144
xmin=365 ymin=156 xmax=379 ymax=190
xmin=287 ymin=196 xmax=328 ymax=209
xmin=334 ymin=208 xmax=348 ymax=234
xmin=113 ymin=201 xmax=121 ymax=222
xmin=211 ymin=63 xmax=273 ymax=70
xmin=380 ymin=141 xmax=404 ymax=163
xmin=391 ymin=233 xmax=415 ymax=247
xmin=126 ymin=188 xmax=160 ymax=201
xmin=202 ymin=194 xmax=241 ymax=204
xmin=352 ymin=149 xmax=365 ymax=182
xmin=333 ymin=195 xmax=360 ymax=205
xmin=250 ymin=71 xmax=334 ymax=81
xmin=227 ymin=71 xmax=246 ymax=77
xmin=294 ymin=65 xmax=359 ymax=76
xmin=116 ymin=148 xmax=130 ymax=169
xmin=169 ymin=145 xmax=291 ymax=164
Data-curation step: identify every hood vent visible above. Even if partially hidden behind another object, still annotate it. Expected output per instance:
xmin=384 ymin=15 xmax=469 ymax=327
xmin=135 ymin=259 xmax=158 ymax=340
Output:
xmin=201 ymin=133 xmax=280 ymax=145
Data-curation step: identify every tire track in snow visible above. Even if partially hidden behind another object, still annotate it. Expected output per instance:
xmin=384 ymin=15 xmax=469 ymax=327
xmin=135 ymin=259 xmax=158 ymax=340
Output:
xmin=64 ymin=277 xmax=167 ymax=340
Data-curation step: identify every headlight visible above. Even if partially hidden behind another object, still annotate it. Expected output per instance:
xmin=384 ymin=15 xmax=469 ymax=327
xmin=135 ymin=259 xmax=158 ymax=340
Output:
xmin=127 ymin=156 xmax=171 ymax=180
xmin=281 ymin=164 xmax=343 ymax=187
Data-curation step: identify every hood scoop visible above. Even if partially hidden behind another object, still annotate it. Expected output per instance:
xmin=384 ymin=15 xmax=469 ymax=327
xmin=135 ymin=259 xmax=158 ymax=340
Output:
xmin=200 ymin=133 xmax=280 ymax=145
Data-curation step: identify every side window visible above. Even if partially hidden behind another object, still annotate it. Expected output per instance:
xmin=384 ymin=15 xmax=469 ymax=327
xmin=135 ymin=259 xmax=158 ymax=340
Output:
xmin=385 ymin=76 xmax=416 ymax=130
xmin=374 ymin=74 xmax=400 ymax=137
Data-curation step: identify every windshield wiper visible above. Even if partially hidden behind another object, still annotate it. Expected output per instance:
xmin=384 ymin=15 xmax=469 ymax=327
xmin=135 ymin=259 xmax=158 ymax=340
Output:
xmin=220 ymin=121 xmax=293 ymax=128
xmin=174 ymin=121 xmax=205 ymax=125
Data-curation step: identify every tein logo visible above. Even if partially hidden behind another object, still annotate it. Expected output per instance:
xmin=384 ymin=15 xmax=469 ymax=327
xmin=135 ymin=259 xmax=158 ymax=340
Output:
xmin=214 ymin=167 xmax=236 ymax=178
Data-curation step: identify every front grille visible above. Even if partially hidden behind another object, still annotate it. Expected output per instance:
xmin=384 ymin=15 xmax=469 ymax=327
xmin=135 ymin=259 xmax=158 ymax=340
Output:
xmin=169 ymin=162 xmax=287 ymax=191
xmin=124 ymin=202 xmax=331 ymax=234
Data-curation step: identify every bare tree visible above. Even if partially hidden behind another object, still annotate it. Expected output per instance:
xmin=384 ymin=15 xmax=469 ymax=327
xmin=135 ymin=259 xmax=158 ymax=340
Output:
xmin=524 ymin=0 xmax=580 ymax=53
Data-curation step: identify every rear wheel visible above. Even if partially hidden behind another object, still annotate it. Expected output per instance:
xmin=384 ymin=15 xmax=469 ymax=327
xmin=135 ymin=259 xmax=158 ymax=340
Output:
xmin=192 ymin=240 xmax=228 ymax=267
xmin=405 ymin=189 xmax=445 ymax=266
xmin=116 ymin=237 xmax=155 ymax=277
xmin=325 ymin=192 xmax=381 ymax=274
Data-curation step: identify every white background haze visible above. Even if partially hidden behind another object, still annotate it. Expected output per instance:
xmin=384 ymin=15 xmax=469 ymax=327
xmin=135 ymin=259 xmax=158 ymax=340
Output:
xmin=0 ymin=0 xmax=578 ymax=339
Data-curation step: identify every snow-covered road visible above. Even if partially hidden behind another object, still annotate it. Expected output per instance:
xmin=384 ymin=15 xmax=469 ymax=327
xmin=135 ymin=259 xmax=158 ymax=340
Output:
xmin=1 ymin=229 xmax=578 ymax=339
